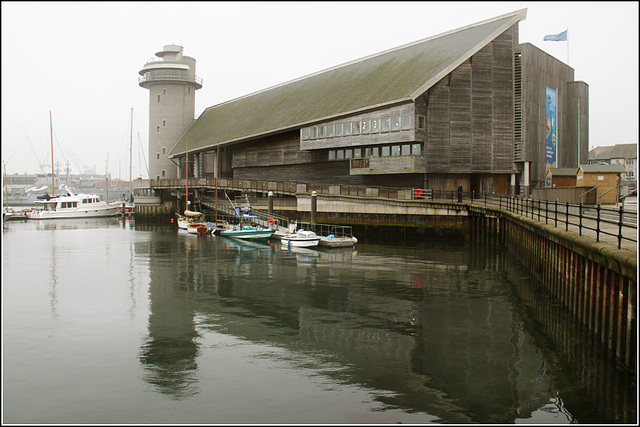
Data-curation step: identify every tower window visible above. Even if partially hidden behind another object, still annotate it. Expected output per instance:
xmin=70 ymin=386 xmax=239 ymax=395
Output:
xmin=162 ymin=170 xmax=166 ymax=178
xmin=163 ymin=89 xmax=167 ymax=95
xmin=162 ymin=147 xmax=166 ymax=154
xmin=163 ymin=120 xmax=166 ymax=127
xmin=156 ymin=153 xmax=160 ymax=160
xmin=157 ymin=126 xmax=160 ymax=132
xmin=157 ymin=94 xmax=160 ymax=103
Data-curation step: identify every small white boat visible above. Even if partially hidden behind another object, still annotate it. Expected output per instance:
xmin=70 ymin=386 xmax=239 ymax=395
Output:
xmin=281 ymin=229 xmax=321 ymax=248
xmin=27 ymin=190 xmax=120 ymax=220
xmin=187 ymin=223 xmax=209 ymax=235
xmin=176 ymin=210 xmax=204 ymax=230
xmin=318 ymin=234 xmax=358 ymax=248
xmin=3 ymin=207 xmax=33 ymax=221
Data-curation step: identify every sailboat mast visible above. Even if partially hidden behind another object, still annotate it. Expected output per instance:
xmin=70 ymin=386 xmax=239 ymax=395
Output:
xmin=215 ymin=144 xmax=219 ymax=222
xmin=185 ymin=140 xmax=189 ymax=214
xmin=3 ymin=162 xmax=10 ymax=209
xmin=129 ymin=107 xmax=133 ymax=199
xmin=50 ymin=111 xmax=55 ymax=197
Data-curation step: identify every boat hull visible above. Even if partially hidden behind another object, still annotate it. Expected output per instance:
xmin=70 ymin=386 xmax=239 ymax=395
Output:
xmin=27 ymin=205 xmax=120 ymax=220
xmin=318 ymin=236 xmax=358 ymax=248
xmin=220 ymin=229 xmax=274 ymax=240
xmin=281 ymin=237 xmax=320 ymax=248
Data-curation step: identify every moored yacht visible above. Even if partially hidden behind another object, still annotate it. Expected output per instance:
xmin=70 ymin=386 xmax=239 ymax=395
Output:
xmin=27 ymin=190 xmax=120 ymax=220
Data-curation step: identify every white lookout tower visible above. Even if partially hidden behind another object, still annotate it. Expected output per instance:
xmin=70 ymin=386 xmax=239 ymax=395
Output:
xmin=139 ymin=45 xmax=202 ymax=180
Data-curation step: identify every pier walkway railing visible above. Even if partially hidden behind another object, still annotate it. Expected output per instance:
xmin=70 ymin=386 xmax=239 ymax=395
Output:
xmin=469 ymin=195 xmax=637 ymax=251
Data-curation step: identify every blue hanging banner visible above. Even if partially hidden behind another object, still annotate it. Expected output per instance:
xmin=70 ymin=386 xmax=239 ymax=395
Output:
xmin=545 ymin=87 xmax=557 ymax=172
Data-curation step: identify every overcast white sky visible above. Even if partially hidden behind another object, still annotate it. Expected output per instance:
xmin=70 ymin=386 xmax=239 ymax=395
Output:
xmin=1 ymin=1 xmax=638 ymax=178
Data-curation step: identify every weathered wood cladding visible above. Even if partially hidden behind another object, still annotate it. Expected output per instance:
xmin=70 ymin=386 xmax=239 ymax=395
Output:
xmin=425 ymin=25 xmax=516 ymax=175
xmin=299 ymin=104 xmax=416 ymax=151
xmin=518 ymin=42 xmax=584 ymax=187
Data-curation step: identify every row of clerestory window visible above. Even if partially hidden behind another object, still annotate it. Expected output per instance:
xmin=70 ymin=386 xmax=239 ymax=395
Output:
xmin=302 ymin=115 xmax=418 ymax=140
xmin=328 ymin=143 xmax=422 ymax=161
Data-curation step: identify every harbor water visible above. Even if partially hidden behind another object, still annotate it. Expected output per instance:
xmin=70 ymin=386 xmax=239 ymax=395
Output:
xmin=2 ymin=217 xmax=636 ymax=424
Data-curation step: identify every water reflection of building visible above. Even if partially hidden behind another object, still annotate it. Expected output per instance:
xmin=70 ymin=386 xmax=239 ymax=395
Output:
xmin=137 ymin=233 xmax=634 ymax=422
xmin=139 ymin=233 xmax=201 ymax=400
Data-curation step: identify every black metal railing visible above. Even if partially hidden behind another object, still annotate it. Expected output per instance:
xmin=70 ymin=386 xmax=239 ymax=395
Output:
xmin=476 ymin=195 xmax=637 ymax=250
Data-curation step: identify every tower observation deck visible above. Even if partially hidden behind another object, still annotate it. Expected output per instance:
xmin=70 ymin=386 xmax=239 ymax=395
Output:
xmin=139 ymin=45 xmax=202 ymax=180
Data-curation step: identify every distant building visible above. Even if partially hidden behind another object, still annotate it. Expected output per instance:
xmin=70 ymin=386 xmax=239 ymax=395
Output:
xmin=545 ymin=168 xmax=577 ymax=188
xmin=588 ymin=143 xmax=637 ymax=186
xmin=577 ymin=164 xmax=626 ymax=204
xmin=159 ymin=9 xmax=587 ymax=197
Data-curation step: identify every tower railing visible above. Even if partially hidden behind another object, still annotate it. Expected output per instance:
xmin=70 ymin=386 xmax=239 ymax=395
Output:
xmin=138 ymin=72 xmax=202 ymax=86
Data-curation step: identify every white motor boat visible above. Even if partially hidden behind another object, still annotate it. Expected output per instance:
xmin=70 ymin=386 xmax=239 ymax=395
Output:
xmin=281 ymin=229 xmax=321 ymax=248
xmin=26 ymin=190 xmax=120 ymax=220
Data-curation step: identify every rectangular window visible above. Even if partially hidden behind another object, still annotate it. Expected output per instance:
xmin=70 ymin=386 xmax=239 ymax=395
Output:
xmin=157 ymin=153 xmax=160 ymax=160
xmin=163 ymin=89 xmax=167 ymax=95
xmin=401 ymin=115 xmax=411 ymax=130
xmin=343 ymin=122 xmax=352 ymax=136
xmin=361 ymin=120 xmax=370 ymax=134
xmin=401 ymin=144 xmax=411 ymax=156
xmin=310 ymin=126 xmax=318 ymax=139
xmin=157 ymin=94 xmax=161 ymax=103
xmin=364 ymin=147 xmax=371 ymax=157
xmin=336 ymin=149 xmax=344 ymax=160
xmin=412 ymin=143 xmax=422 ymax=155
xmin=328 ymin=150 xmax=336 ymax=160
xmin=302 ymin=128 xmax=309 ymax=140
xmin=381 ymin=117 xmax=390 ymax=132
xmin=391 ymin=116 xmax=401 ymax=131
xmin=162 ymin=170 xmax=166 ymax=178
xmin=162 ymin=147 xmax=166 ymax=154
xmin=319 ymin=125 xmax=326 ymax=138
xmin=381 ymin=146 xmax=390 ymax=156
xmin=353 ymin=148 xmax=362 ymax=158
xmin=372 ymin=147 xmax=379 ymax=157
xmin=157 ymin=126 xmax=160 ymax=132
xmin=391 ymin=145 xmax=401 ymax=156
xmin=417 ymin=115 xmax=426 ymax=129
xmin=163 ymin=120 xmax=166 ymax=127
xmin=371 ymin=118 xmax=379 ymax=133
xmin=335 ymin=123 xmax=342 ymax=137
xmin=345 ymin=149 xmax=353 ymax=159
xmin=327 ymin=124 xmax=334 ymax=137
xmin=82 ymin=199 xmax=88 ymax=204
xmin=352 ymin=121 xmax=360 ymax=135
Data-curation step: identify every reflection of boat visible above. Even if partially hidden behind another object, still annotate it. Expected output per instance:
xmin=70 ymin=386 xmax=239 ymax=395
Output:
xmin=224 ymin=237 xmax=273 ymax=252
xmin=281 ymin=229 xmax=320 ymax=248
xmin=27 ymin=190 xmax=120 ymax=220
xmin=220 ymin=224 xmax=274 ymax=240
xmin=187 ymin=223 xmax=209 ymax=235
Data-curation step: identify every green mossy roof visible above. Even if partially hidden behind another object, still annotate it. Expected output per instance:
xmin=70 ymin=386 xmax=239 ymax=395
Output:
xmin=171 ymin=10 xmax=525 ymax=157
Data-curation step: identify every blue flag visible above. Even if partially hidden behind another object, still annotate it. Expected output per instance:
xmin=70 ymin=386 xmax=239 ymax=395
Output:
xmin=544 ymin=30 xmax=568 ymax=41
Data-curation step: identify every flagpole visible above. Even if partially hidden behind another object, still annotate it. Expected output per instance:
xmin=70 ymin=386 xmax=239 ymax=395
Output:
xmin=577 ymin=98 xmax=581 ymax=166
xmin=567 ymin=27 xmax=569 ymax=65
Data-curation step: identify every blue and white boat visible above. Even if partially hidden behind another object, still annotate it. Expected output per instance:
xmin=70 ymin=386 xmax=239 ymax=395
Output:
xmin=220 ymin=224 xmax=274 ymax=240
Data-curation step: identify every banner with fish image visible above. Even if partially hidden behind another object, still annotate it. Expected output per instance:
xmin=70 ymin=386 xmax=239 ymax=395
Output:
xmin=545 ymin=87 xmax=557 ymax=172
